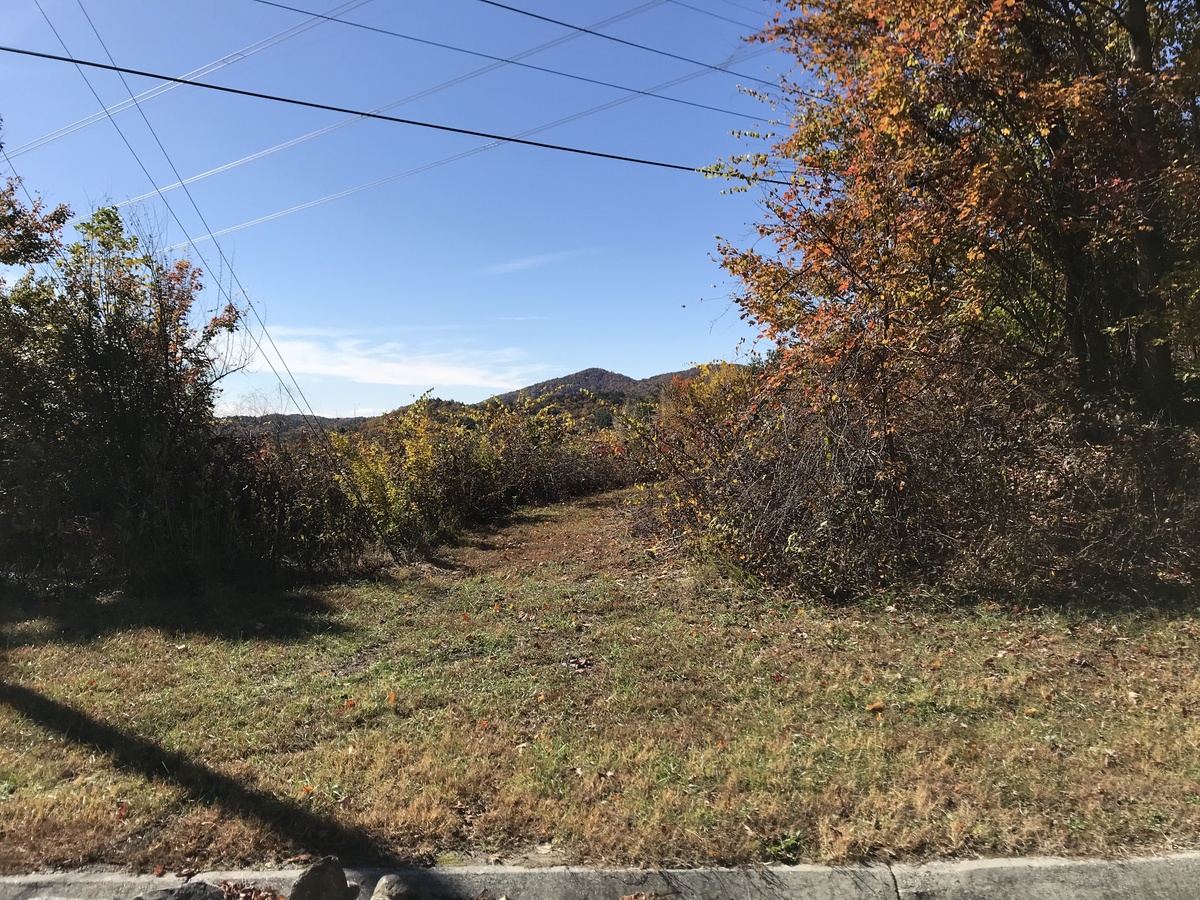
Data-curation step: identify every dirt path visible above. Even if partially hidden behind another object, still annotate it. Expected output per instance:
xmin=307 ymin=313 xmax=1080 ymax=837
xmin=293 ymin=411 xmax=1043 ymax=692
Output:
xmin=436 ymin=490 xmax=649 ymax=580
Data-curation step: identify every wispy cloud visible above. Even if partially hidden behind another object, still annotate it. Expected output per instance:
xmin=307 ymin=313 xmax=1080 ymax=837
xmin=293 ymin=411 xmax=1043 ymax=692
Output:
xmin=482 ymin=249 xmax=591 ymax=276
xmin=268 ymin=324 xmax=456 ymax=338
xmin=259 ymin=336 xmax=548 ymax=389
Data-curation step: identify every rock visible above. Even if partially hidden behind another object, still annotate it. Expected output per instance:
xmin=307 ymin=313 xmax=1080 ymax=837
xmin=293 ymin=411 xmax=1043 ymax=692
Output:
xmin=135 ymin=882 xmax=225 ymax=900
xmin=289 ymin=857 xmax=360 ymax=900
xmin=368 ymin=874 xmax=418 ymax=900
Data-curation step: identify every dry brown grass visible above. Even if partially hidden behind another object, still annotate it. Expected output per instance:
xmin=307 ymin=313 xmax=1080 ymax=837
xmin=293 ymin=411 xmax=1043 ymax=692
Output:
xmin=2 ymin=490 xmax=1199 ymax=872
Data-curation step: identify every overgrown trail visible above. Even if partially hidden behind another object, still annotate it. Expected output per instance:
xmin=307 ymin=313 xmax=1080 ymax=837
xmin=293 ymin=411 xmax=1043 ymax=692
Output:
xmin=2 ymin=491 xmax=1199 ymax=873
xmin=437 ymin=492 xmax=645 ymax=581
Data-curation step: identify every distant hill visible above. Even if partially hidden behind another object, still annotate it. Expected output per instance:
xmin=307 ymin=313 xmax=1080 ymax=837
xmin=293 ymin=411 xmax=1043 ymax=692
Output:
xmin=491 ymin=366 xmax=700 ymax=404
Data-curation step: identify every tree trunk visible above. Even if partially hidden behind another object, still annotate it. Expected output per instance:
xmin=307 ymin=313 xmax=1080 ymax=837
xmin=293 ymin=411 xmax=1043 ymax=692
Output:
xmin=1125 ymin=0 xmax=1178 ymax=414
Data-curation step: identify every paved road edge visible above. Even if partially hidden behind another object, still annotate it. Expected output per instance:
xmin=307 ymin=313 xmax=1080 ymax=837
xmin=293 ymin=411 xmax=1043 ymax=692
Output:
xmin=2 ymin=852 xmax=1198 ymax=900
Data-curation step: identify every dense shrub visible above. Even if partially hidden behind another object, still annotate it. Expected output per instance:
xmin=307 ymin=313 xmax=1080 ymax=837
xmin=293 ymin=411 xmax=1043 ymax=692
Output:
xmin=0 ymin=193 xmax=377 ymax=587
xmin=638 ymin=353 xmax=1200 ymax=600
xmin=0 ymin=183 xmax=640 ymax=590
xmin=338 ymin=394 xmax=641 ymax=558
xmin=634 ymin=2 xmax=1200 ymax=603
xmin=0 ymin=200 xmax=241 ymax=584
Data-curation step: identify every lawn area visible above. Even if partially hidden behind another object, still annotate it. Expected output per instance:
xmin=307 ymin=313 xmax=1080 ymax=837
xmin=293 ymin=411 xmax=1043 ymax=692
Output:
xmin=2 ymin=490 xmax=1199 ymax=873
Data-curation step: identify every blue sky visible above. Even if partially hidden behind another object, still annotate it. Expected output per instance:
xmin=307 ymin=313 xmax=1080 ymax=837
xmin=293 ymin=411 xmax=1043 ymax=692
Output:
xmin=2 ymin=0 xmax=784 ymax=415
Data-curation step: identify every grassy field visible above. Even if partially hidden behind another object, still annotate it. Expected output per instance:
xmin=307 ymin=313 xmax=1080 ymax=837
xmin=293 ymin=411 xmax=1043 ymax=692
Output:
xmin=2 ymin=490 xmax=1199 ymax=873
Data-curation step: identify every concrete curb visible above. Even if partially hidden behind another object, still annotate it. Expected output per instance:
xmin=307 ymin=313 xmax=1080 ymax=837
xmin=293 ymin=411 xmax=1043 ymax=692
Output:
xmin=1 ymin=853 xmax=1198 ymax=900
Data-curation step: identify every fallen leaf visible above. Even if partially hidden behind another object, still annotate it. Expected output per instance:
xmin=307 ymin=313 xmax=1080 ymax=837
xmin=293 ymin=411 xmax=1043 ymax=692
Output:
xmin=866 ymin=700 xmax=886 ymax=713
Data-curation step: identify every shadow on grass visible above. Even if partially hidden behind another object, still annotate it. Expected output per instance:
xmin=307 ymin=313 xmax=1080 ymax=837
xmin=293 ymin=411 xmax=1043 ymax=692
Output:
xmin=1021 ymin=576 xmax=1200 ymax=620
xmin=883 ymin=573 xmax=1200 ymax=623
xmin=0 ymin=579 xmax=349 ymax=647
xmin=0 ymin=680 xmax=413 ymax=866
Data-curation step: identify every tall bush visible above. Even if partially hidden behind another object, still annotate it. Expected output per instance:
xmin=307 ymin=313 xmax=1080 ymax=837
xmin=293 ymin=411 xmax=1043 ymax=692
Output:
xmin=0 ymin=194 xmax=245 ymax=582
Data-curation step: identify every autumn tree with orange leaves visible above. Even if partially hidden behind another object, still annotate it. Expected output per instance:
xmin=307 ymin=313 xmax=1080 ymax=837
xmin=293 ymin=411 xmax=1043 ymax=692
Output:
xmin=645 ymin=1 xmax=1200 ymax=596
xmin=726 ymin=0 xmax=1200 ymax=412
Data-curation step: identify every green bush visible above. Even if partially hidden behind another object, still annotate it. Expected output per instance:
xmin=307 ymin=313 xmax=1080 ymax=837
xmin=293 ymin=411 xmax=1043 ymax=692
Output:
xmin=0 ymin=199 xmax=243 ymax=584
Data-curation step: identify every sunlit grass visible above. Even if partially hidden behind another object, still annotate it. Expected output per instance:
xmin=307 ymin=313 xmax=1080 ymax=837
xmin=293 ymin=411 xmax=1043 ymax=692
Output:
xmin=2 ymin=492 xmax=1199 ymax=872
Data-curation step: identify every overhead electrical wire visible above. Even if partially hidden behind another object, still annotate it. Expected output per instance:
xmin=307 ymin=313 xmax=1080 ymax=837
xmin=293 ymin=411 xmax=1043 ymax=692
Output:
xmin=0 ymin=44 xmax=793 ymax=184
xmin=31 ymin=0 xmax=328 ymax=508
xmin=15 ymin=0 xmax=792 ymax=557
xmin=664 ymin=0 xmax=762 ymax=30
xmin=470 ymin=0 xmax=825 ymax=104
xmin=711 ymin=0 xmax=775 ymax=17
xmin=65 ymin=1 xmax=325 ymax=431
xmin=118 ymin=0 xmax=715 ymax=207
xmin=5 ymin=0 xmax=373 ymax=160
xmin=469 ymin=0 xmax=776 ymax=86
xmin=248 ymin=0 xmax=758 ymax=121
xmin=165 ymin=43 xmax=774 ymax=249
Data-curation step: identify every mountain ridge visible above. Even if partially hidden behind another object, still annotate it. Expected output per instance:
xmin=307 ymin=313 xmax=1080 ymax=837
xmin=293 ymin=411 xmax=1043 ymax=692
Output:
xmin=490 ymin=366 xmax=699 ymax=404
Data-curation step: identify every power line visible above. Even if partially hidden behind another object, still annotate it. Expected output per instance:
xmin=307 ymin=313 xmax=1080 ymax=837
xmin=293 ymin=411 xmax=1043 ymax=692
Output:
xmin=0 ymin=44 xmax=789 ymax=184
xmin=711 ymin=0 xmax=775 ymax=17
xmin=6 ymin=0 xmax=373 ymax=160
xmin=119 ymin=0 xmax=722 ymax=207
xmin=32 ymin=1 xmax=317 ymax=454
xmin=248 ymin=0 xmax=758 ymax=121
xmin=664 ymin=0 xmax=761 ymax=30
xmin=64 ymin=0 xmax=333 ymax=442
xmin=470 ymin=0 xmax=777 ymax=87
xmin=165 ymin=45 xmax=772 ymax=249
